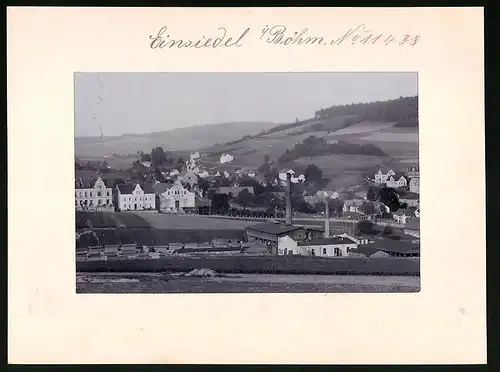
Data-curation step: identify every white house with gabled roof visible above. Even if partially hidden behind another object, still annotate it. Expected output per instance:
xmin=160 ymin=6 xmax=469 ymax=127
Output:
xmin=116 ymin=183 xmax=156 ymax=211
xmin=75 ymin=175 xmax=113 ymax=211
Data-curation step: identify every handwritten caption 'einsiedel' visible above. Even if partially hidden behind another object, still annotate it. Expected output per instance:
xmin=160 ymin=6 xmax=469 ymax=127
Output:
xmin=149 ymin=24 xmax=420 ymax=50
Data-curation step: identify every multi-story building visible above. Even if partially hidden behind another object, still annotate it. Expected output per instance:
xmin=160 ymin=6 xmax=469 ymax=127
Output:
xmin=374 ymin=168 xmax=395 ymax=184
xmin=116 ymin=183 xmax=156 ymax=211
xmin=158 ymin=180 xmax=195 ymax=212
xmin=75 ymin=176 xmax=113 ymax=211
xmin=409 ymin=177 xmax=420 ymax=194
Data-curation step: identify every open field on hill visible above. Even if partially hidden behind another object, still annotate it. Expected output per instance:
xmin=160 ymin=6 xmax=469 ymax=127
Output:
xmin=294 ymin=154 xmax=389 ymax=189
xmin=76 ymin=273 xmax=420 ymax=293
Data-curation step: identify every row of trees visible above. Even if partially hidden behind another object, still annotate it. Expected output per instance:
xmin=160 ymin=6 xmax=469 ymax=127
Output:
xmin=223 ymin=95 xmax=418 ymax=147
xmin=278 ymin=136 xmax=387 ymax=163
xmin=315 ymin=96 xmax=418 ymax=125
xmin=137 ymin=147 xmax=185 ymax=169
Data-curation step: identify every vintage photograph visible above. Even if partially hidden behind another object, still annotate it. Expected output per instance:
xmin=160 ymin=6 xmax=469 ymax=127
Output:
xmin=75 ymin=72 xmax=420 ymax=293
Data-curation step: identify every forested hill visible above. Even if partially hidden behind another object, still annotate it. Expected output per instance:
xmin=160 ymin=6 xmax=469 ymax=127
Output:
xmin=314 ymin=95 xmax=418 ymax=126
xmin=224 ymin=96 xmax=419 ymax=146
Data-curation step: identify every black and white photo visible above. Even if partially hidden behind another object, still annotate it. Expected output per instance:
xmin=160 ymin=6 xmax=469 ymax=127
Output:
xmin=75 ymin=72 xmax=420 ymax=293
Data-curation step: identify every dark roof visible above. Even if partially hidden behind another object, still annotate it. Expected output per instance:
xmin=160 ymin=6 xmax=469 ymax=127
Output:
xmin=394 ymin=208 xmax=416 ymax=216
xmin=246 ymin=222 xmax=303 ymax=235
xmin=298 ymin=237 xmax=357 ymax=246
xmin=153 ymin=182 xmax=173 ymax=194
xmin=399 ymin=192 xmax=419 ymax=200
xmin=349 ymin=246 xmax=380 ymax=257
xmin=116 ymin=184 xmax=136 ymax=194
xmin=404 ymin=218 xmax=420 ymax=231
xmin=75 ymin=175 xmax=109 ymax=189
xmin=359 ymin=239 xmax=419 ymax=254
xmin=141 ymin=183 xmax=155 ymax=194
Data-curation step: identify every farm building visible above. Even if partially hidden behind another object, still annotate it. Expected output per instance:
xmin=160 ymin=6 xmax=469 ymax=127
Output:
xmin=350 ymin=239 xmax=420 ymax=258
xmin=399 ymin=192 xmax=420 ymax=208
xmin=277 ymin=235 xmax=358 ymax=257
xmin=245 ymin=222 xmax=324 ymax=254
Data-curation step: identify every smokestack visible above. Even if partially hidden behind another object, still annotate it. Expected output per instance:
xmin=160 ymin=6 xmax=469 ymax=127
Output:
xmin=285 ymin=173 xmax=292 ymax=226
xmin=324 ymin=201 xmax=330 ymax=238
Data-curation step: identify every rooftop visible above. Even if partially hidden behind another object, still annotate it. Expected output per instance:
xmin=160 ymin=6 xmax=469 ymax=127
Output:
xmin=359 ymin=239 xmax=420 ymax=254
xmin=299 ymin=236 xmax=357 ymax=246
xmin=246 ymin=222 xmax=303 ymax=235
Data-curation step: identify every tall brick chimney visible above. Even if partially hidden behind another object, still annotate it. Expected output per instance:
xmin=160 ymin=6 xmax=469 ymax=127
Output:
xmin=324 ymin=201 xmax=330 ymax=238
xmin=285 ymin=172 xmax=292 ymax=226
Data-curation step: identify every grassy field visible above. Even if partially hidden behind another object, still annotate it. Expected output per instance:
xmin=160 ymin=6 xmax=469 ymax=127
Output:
xmin=132 ymin=213 xmax=257 ymax=230
xmin=76 ymin=256 xmax=420 ymax=276
xmin=76 ymin=273 xmax=420 ymax=293
xmin=76 ymin=228 xmax=247 ymax=247
xmin=294 ymin=154 xmax=388 ymax=190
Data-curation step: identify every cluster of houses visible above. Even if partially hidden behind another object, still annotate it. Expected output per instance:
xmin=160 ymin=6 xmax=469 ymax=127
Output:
xmin=75 ymin=151 xmax=421 ymax=228
xmin=374 ymin=165 xmax=420 ymax=194
xmin=245 ymin=220 xmax=420 ymax=259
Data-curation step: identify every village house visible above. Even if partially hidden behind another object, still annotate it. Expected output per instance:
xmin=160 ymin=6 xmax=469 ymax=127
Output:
xmin=277 ymin=235 xmax=358 ymax=257
xmin=169 ymin=169 xmax=180 ymax=177
xmin=374 ymin=168 xmax=395 ymax=184
xmin=409 ymin=177 xmax=420 ymax=194
xmin=75 ymin=176 xmax=114 ymax=211
xmin=116 ymin=183 xmax=156 ymax=211
xmin=180 ymin=170 xmax=200 ymax=189
xmin=198 ymin=170 xmax=210 ymax=178
xmin=342 ymin=199 xmax=364 ymax=213
xmin=190 ymin=152 xmax=200 ymax=161
xmin=386 ymin=174 xmax=408 ymax=188
xmin=246 ymin=222 xmax=324 ymax=253
xmin=393 ymin=208 xmax=417 ymax=224
xmin=399 ymin=192 xmax=420 ymax=208
xmin=158 ymin=180 xmax=195 ymax=213
xmin=405 ymin=165 xmax=419 ymax=178
xmin=404 ymin=218 xmax=420 ymax=239
xmin=220 ymin=153 xmax=234 ymax=164
xmin=141 ymin=160 xmax=151 ymax=168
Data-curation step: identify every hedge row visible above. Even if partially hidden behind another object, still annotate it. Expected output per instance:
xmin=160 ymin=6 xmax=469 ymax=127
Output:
xmin=77 ymin=256 xmax=420 ymax=276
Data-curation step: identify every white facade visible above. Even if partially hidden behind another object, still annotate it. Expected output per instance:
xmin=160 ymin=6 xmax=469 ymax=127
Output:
xmin=277 ymin=236 xmax=358 ymax=257
xmin=220 ymin=153 xmax=234 ymax=164
xmin=169 ymin=169 xmax=180 ymax=177
xmin=409 ymin=177 xmax=420 ymax=194
xmin=141 ymin=161 xmax=151 ymax=168
xmin=374 ymin=169 xmax=395 ymax=184
xmin=190 ymin=152 xmax=200 ymax=161
xmin=117 ymin=184 xmax=156 ymax=211
xmin=75 ymin=176 xmax=113 ymax=211
xmin=342 ymin=199 xmax=363 ymax=213
xmin=386 ymin=176 xmax=407 ymax=188
xmin=223 ymin=171 xmax=230 ymax=178
xmin=159 ymin=180 xmax=195 ymax=212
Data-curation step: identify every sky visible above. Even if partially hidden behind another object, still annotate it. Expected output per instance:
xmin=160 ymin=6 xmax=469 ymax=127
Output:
xmin=74 ymin=72 xmax=418 ymax=137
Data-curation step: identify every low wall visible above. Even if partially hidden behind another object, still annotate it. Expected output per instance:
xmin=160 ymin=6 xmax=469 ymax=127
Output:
xmin=77 ymin=256 xmax=420 ymax=276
